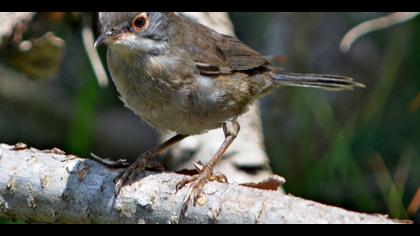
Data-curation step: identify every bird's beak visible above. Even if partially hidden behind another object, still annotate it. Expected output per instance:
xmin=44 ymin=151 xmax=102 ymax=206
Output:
xmin=94 ymin=33 xmax=108 ymax=48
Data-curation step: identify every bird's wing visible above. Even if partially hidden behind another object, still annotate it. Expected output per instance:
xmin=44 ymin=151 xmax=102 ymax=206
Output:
xmin=189 ymin=33 xmax=269 ymax=75
xmin=218 ymin=35 xmax=269 ymax=71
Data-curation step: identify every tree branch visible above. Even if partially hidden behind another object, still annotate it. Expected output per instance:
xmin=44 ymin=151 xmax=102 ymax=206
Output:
xmin=0 ymin=143 xmax=406 ymax=224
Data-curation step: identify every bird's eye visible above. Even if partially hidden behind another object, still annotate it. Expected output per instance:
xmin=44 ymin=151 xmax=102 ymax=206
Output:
xmin=134 ymin=18 xmax=145 ymax=28
xmin=131 ymin=13 xmax=148 ymax=31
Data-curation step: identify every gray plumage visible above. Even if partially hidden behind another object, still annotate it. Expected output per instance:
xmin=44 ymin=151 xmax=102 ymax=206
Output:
xmin=98 ymin=12 xmax=363 ymax=136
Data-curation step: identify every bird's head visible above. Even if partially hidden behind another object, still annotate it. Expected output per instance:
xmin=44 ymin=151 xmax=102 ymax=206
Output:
xmin=95 ymin=12 xmax=177 ymax=55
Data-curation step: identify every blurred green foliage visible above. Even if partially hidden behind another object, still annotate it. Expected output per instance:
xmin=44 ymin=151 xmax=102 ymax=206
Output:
xmin=65 ymin=56 xmax=101 ymax=156
xmin=231 ymin=13 xmax=419 ymax=222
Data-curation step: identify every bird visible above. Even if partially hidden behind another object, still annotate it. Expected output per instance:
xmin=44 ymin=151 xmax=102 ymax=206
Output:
xmin=94 ymin=12 xmax=365 ymax=214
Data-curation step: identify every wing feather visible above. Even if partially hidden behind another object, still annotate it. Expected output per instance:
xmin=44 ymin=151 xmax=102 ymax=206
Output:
xmin=181 ymin=20 xmax=269 ymax=75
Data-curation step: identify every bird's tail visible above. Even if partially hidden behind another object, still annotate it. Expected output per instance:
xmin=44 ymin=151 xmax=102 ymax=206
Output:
xmin=272 ymin=72 xmax=365 ymax=91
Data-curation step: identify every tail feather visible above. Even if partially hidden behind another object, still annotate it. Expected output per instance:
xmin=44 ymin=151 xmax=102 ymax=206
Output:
xmin=272 ymin=72 xmax=365 ymax=91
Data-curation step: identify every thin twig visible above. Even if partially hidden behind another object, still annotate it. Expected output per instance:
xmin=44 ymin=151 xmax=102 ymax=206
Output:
xmin=81 ymin=13 xmax=109 ymax=87
xmin=340 ymin=12 xmax=420 ymax=53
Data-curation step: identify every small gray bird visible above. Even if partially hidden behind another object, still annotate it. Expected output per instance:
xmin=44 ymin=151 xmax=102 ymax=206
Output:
xmin=95 ymin=12 xmax=364 ymax=214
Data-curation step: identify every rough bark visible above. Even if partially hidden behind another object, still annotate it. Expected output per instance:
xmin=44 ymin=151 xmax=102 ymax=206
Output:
xmin=0 ymin=144 xmax=406 ymax=224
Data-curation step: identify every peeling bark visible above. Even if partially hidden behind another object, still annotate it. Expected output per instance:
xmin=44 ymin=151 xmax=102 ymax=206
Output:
xmin=0 ymin=144 xmax=406 ymax=224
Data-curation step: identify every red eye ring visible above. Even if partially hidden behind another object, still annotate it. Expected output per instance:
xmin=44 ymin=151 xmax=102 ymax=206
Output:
xmin=131 ymin=13 xmax=148 ymax=31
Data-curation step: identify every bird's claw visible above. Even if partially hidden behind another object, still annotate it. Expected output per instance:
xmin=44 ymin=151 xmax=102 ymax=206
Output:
xmin=113 ymin=158 xmax=166 ymax=195
xmin=114 ymin=162 xmax=143 ymax=195
xmin=179 ymin=174 xmax=208 ymax=216
xmin=177 ymin=166 xmax=228 ymax=216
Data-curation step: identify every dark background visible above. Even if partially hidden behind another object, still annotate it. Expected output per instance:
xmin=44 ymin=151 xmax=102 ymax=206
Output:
xmin=0 ymin=12 xmax=418 ymax=223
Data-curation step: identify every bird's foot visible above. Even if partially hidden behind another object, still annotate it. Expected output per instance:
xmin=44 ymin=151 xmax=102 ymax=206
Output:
xmin=176 ymin=162 xmax=227 ymax=216
xmin=114 ymin=152 xmax=166 ymax=195
xmin=114 ymin=159 xmax=147 ymax=195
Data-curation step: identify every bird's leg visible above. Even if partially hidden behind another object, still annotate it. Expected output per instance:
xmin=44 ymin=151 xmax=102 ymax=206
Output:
xmin=177 ymin=120 xmax=240 ymax=216
xmin=114 ymin=134 xmax=188 ymax=194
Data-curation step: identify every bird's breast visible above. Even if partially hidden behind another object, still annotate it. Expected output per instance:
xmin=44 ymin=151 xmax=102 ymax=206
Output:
xmin=107 ymin=50 xmax=241 ymax=135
